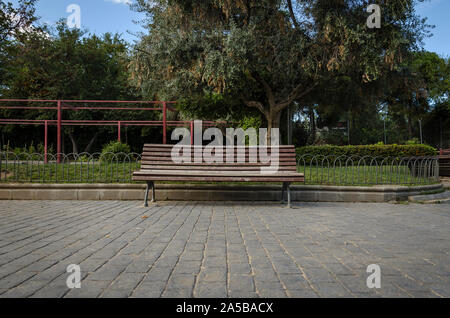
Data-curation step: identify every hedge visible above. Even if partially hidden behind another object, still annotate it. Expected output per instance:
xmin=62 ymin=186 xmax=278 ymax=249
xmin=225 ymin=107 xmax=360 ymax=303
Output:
xmin=296 ymin=144 xmax=437 ymax=163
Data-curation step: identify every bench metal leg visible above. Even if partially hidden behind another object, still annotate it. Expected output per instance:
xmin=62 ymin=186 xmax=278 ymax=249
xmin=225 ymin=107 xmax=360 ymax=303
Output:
xmin=286 ymin=182 xmax=291 ymax=208
xmin=281 ymin=182 xmax=287 ymax=203
xmin=151 ymin=181 xmax=156 ymax=203
xmin=144 ymin=181 xmax=150 ymax=207
xmin=144 ymin=181 xmax=156 ymax=207
xmin=282 ymin=182 xmax=291 ymax=208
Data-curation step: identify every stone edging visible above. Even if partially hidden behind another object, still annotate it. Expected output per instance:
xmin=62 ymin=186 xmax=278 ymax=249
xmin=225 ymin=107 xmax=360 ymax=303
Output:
xmin=0 ymin=183 xmax=443 ymax=202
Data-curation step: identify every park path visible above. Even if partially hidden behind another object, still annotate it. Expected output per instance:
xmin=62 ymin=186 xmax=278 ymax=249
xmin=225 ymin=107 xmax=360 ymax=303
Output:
xmin=0 ymin=200 xmax=448 ymax=298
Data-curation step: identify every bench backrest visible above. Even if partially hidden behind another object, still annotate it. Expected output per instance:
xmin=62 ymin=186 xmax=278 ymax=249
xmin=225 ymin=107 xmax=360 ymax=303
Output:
xmin=140 ymin=144 xmax=297 ymax=172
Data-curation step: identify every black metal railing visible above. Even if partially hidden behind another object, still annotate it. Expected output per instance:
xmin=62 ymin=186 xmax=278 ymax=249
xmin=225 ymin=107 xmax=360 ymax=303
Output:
xmin=0 ymin=152 xmax=141 ymax=183
xmin=0 ymin=152 xmax=440 ymax=185
xmin=297 ymin=154 xmax=439 ymax=185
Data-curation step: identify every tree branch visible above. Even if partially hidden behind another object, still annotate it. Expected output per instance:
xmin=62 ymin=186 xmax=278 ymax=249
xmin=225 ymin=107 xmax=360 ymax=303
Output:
xmin=134 ymin=47 xmax=152 ymax=57
xmin=275 ymin=82 xmax=317 ymax=113
xmin=287 ymin=0 xmax=300 ymax=30
xmin=252 ymin=71 xmax=276 ymax=107
xmin=244 ymin=100 xmax=268 ymax=118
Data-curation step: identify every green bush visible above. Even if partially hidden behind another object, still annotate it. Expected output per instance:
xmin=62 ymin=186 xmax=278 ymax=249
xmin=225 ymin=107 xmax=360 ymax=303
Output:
xmin=405 ymin=138 xmax=420 ymax=145
xmin=1 ymin=142 xmax=54 ymax=160
xmin=100 ymin=141 xmax=132 ymax=162
xmin=296 ymin=144 xmax=437 ymax=164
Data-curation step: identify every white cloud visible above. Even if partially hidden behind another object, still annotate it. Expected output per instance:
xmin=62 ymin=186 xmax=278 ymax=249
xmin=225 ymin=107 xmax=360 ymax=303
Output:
xmin=105 ymin=0 xmax=132 ymax=5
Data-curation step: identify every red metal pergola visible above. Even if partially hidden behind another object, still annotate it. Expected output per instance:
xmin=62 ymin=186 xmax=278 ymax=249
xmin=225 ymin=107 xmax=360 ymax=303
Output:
xmin=0 ymin=99 xmax=230 ymax=163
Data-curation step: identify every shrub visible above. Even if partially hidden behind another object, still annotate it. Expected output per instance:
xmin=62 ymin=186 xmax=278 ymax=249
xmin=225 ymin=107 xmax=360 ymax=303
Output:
xmin=100 ymin=141 xmax=132 ymax=162
xmin=296 ymin=144 xmax=437 ymax=164
xmin=405 ymin=138 xmax=420 ymax=145
xmin=1 ymin=142 xmax=54 ymax=160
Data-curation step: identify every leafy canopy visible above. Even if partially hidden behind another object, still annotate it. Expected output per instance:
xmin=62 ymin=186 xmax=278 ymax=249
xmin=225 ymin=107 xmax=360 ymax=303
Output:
xmin=130 ymin=0 xmax=430 ymax=132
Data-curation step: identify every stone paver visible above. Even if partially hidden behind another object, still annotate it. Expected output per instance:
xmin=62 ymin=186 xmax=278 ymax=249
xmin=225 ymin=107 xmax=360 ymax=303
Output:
xmin=0 ymin=200 xmax=449 ymax=298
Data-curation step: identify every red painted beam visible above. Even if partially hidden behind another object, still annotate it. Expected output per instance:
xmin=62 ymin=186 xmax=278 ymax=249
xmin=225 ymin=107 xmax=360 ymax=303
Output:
xmin=57 ymin=100 xmax=62 ymax=163
xmin=118 ymin=121 xmax=121 ymax=142
xmin=44 ymin=120 xmax=48 ymax=164
xmin=163 ymin=102 xmax=167 ymax=144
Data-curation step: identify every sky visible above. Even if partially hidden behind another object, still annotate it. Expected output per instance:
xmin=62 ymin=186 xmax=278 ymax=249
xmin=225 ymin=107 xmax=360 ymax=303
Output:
xmin=9 ymin=0 xmax=450 ymax=56
xmin=13 ymin=0 xmax=147 ymax=44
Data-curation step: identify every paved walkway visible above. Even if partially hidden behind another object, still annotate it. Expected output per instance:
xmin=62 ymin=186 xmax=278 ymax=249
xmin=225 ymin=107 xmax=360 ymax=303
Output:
xmin=0 ymin=201 xmax=449 ymax=298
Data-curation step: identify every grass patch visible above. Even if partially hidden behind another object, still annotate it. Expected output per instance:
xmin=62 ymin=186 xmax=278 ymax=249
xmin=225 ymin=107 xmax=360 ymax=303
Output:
xmin=297 ymin=165 xmax=436 ymax=186
xmin=0 ymin=162 xmax=438 ymax=186
xmin=0 ymin=161 xmax=141 ymax=184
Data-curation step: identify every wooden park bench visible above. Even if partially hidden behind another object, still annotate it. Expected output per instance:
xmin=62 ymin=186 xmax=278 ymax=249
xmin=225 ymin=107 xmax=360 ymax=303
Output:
xmin=132 ymin=144 xmax=304 ymax=207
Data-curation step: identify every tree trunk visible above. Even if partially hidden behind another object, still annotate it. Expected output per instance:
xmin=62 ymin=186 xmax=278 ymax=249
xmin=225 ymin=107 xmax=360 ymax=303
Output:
xmin=266 ymin=111 xmax=282 ymax=145
xmin=244 ymin=80 xmax=317 ymax=147
xmin=407 ymin=114 xmax=413 ymax=139
xmin=310 ymin=108 xmax=316 ymax=144
xmin=68 ymin=132 xmax=78 ymax=154
xmin=83 ymin=133 xmax=99 ymax=153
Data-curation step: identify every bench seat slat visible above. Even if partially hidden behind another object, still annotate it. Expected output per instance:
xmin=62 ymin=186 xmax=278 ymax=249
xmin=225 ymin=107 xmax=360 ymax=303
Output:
xmin=141 ymin=152 xmax=295 ymax=157
xmin=133 ymin=176 xmax=304 ymax=182
xmin=140 ymin=161 xmax=297 ymax=166
xmin=133 ymin=170 xmax=304 ymax=177
xmin=143 ymin=144 xmax=295 ymax=148
xmin=140 ymin=157 xmax=297 ymax=163
xmin=140 ymin=165 xmax=296 ymax=171
xmin=143 ymin=148 xmax=295 ymax=154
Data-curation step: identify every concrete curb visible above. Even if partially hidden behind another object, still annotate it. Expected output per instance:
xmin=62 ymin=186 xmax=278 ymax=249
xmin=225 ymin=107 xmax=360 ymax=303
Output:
xmin=408 ymin=190 xmax=450 ymax=203
xmin=440 ymin=177 xmax=450 ymax=188
xmin=0 ymin=183 xmax=443 ymax=202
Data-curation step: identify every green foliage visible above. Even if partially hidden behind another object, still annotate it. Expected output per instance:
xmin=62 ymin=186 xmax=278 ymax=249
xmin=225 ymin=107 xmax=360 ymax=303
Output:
xmin=0 ymin=0 xmax=39 ymax=41
xmin=296 ymin=144 xmax=437 ymax=163
xmin=410 ymin=51 xmax=449 ymax=104
xmin=321 ymin=130 xmax=347 ymax=146
xmin=422 ymin=102 xmax=450 ymax=148
xmin=238 ymin=114 xmax=263 ymax=145
xmin=2 ymin=22 xmax=135 ymax=100
xmin=100 ymin=141 xmax=132 ymax=162
xmin=177 ymin=94 xmax=241 ymax=121
xmin=1 ymin=141 xmax=53 ymax=160
xmin=406 ymin=138 xmax=420 ymax=145
xmin=0 ymin=21 xmax=150 ymax=153
xmin=239 ymin=115 xmax=262 ymax=131
xmin=292 ymin=121 xmax=310 ymax=147
xmin=131 ymin=0 xmax=429 ymax=133
xmin=385 ymin=52 xmax=449 ymax=142
xmin=0 ymin=0 xmax=39 ymax=94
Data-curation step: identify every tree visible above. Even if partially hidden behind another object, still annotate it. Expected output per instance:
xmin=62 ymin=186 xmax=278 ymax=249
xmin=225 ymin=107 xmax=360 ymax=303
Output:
xmin=130 ymin=0 xmax=430 ymax=142
xmin=386 ymin=51 xmax=449 ymax=140
xmin=1 ymin=22 xmax=142 ymax=153
xmin=0 ymin=0 xmax=40 ymax=92
xmin=0 ymin=0 xmax=39 ymax=43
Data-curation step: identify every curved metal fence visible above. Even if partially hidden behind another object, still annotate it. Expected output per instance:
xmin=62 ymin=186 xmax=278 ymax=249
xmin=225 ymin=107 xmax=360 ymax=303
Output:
xmin=297 ymin=154 xmax=440 ymax=185
xmin=0 ymin=152 xmax=142 ymax=183
xmin=0 ymin=152 xmax=440 ymax=185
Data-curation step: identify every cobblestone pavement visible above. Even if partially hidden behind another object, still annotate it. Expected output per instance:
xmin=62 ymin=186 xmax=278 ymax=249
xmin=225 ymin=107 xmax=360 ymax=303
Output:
xmin=0 ymin=201 xmax=449 ymax=298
